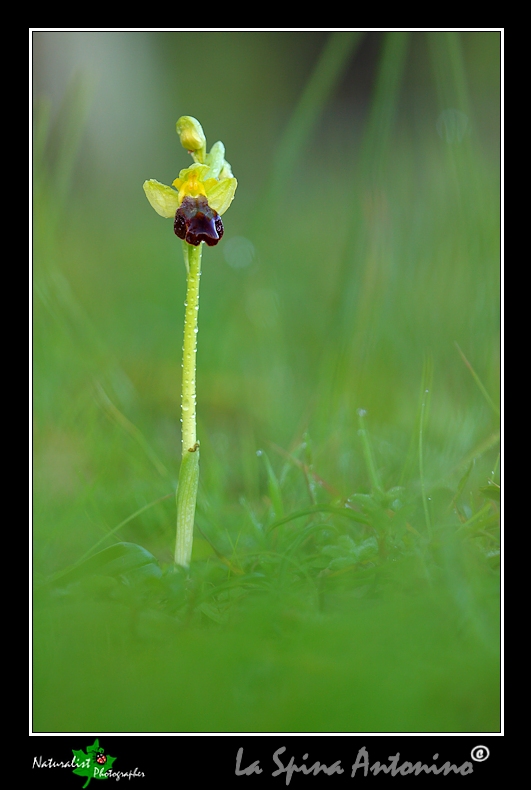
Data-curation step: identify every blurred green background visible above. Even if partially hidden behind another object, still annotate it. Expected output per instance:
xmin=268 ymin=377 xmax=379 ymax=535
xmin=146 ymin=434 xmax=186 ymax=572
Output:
xmin=33 ymin=31 xmax=500 ymax=733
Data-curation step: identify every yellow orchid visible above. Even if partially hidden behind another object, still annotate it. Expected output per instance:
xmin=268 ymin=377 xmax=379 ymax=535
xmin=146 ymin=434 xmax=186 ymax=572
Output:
xmin=143 ymin=119 xmax=237 ymax=247
xmin=143 ymin=117 xmax=238 ymax=567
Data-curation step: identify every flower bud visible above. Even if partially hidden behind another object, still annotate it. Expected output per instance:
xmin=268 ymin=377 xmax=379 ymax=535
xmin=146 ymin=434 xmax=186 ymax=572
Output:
xmin=176 ymin=117 xmax=206 ymax=161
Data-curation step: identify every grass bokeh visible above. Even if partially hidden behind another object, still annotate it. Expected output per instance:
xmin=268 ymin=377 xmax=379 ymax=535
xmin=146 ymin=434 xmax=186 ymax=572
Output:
xmin=33 ymin=31 xmax=500 ymax=732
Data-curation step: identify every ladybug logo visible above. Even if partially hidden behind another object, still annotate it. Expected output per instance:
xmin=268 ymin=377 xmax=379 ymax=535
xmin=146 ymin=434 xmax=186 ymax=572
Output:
xmin=96 ymin=754 xmax=107 ymax=765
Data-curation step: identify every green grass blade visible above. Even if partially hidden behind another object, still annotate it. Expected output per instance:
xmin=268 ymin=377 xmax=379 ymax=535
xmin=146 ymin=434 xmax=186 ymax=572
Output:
xmin=267 ymin=504 xmax=370 ymax=533
xmin=41 ymin=493 xmax=174 ymax=585
xmin=455 ymin=342 xmax=500 ymax=417
xmin=418 ymin=358 xmax=433 ymax=536
xmin=428 ymin=31 xmax=471 ymax=117
xmin=255 ymin=31 xmax=363 ymax=226
xmin=257 ymin=449 xmax=284 ymax=520
xmin=357 ymin=408 xmax=383 ymax=493
xmin=448 ymin=459 xmax=474 ymax=515
xmin=359 ymin=31 xmax=410 ymax=183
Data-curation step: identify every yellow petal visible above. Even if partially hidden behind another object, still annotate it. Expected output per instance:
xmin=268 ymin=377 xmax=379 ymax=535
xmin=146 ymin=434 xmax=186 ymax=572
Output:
xmin=205 ymin=177 xmax=237 ymax=216
xmin=202 ymin=178 xmax=218 ymax=193
xmin=178 ymin=163 xmax=210 ymax=182
xmin=143 ymin=180 xmax=180 ymax=218
xmin=177 ymin=173 xmax=207 ymax=203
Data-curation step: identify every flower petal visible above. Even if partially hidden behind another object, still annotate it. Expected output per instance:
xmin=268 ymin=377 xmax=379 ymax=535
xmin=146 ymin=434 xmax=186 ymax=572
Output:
xmin=219 ymin=160 xmax=233 ymax=179
xmin=202 ymin=178 xmax=218 ymax=193
xmin=178 ymin=163 xmax=210 ymax=182
xmin=205 ymin=177 xmax=237 ymax=216
xmin=143 ymin=180 xmax=180 ymax=218
xmin=205 ymin=141 xmax=225 ymax=179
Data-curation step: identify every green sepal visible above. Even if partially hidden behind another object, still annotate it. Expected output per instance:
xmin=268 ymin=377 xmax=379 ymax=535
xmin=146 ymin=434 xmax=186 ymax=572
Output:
xmin=207 ymin=177 xmax=238 ymax=215
xmin=143 ymin=179 xmax=180 ymax=218
xmin=205 ymin=141 xmax=226 ymax=179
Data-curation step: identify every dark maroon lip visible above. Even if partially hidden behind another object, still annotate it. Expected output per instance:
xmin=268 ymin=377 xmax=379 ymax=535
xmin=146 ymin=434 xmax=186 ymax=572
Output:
xmin=174 ymin=195 xmax=224 ymax=247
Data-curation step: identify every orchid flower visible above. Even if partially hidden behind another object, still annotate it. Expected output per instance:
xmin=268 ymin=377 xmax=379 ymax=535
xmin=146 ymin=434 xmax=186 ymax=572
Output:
xmin=143 ymin=117 xmax=237 ymax=568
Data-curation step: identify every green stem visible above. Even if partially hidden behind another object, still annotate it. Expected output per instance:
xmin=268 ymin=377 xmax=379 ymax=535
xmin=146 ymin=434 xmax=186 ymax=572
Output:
xmin=175 ymin=241 xmax=202 ymax=567
xmin=181 ymin=241 xmax=202 ymax=453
